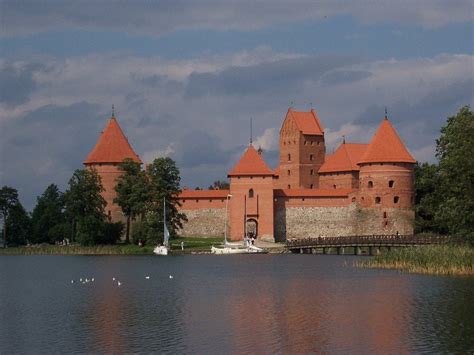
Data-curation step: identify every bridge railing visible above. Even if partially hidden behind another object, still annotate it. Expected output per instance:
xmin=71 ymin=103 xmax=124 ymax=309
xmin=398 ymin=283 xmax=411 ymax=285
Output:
xmin=286 ymin=234 xmax=452 ymax=248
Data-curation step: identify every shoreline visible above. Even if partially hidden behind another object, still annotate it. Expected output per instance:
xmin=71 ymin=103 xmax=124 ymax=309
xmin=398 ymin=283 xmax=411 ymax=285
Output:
xmin=356 ymin=245 xmax=474 ymax=276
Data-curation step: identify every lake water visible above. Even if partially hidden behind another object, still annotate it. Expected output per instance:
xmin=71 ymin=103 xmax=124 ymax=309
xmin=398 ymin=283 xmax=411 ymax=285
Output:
xmin=0 ymin=255 xmax=472 ymax=353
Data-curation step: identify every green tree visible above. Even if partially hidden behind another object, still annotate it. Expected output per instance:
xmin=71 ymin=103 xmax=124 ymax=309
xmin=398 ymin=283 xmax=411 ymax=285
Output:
xmin=435 ymin=106 xmax=474 ymax=242
xmin=64 ymin=168 xmax=107 ymax=244
xmin=143 ymin=157 xmax=187 ymax=244
xmin=5 ymin=201 xmax=31 ymax=246
xmin=0 ymin=186 xmax=19 ymax=247
xmin=208 ymin=180 xmax=230 ymax=190
xmin=114 ymin=158 xmax=149 ymax=243
xmin=31 ymin=184 xmax=66 ymax=244
xmin=414 ymin=163 xmax=444 ymax=234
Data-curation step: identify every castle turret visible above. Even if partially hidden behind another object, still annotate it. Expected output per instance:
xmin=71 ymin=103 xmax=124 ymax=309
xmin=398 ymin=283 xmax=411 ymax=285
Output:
xmin=84 ymin=113 xmax=142 ymax=223
xmin=357 ymin=117 xmax=416 ymax=233
xmin=228 ymin=144 xmax=275 ymax=241
xmin=277 ymin=108 xmax=325 ymax=189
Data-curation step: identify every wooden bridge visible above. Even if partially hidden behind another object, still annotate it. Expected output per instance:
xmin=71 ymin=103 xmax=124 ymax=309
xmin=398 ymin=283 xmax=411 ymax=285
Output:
xmin=286 ymin=234 xmax=451 ymax=255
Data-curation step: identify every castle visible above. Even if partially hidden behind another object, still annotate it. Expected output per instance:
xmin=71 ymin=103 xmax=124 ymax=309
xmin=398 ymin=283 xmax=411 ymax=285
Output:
xmin=84 ymin=108 xmax=416 ymax=242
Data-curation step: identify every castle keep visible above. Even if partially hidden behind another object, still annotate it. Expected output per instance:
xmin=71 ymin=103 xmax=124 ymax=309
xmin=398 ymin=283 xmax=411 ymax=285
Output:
xmin=85 ymin=108 xmax=416 ymax=242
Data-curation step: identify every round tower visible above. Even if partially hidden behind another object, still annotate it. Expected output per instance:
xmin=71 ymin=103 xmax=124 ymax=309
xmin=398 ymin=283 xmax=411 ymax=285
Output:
xmin=357 ymin=117 xmax=416 ymax=234
xmin=83 ymin=112 xmax=142 ymax=223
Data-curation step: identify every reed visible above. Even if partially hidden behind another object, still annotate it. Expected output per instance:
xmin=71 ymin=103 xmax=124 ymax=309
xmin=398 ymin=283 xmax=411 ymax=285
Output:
xmin=358 ymin=245 xmax=474 ymax=276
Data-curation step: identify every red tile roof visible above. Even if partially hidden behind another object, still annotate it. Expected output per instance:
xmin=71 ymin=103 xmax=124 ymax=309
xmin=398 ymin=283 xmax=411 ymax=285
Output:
xmin=228 ymin=144 xmax=275 ymax=176
xmin=359 ymin=118 xmax=416 ymax=164
xmin=179 ymin=190 xmax=230 ymax=198
xmin=319 ymin=143 xmax=368 ymax=173
xmin=84 ymin=116 xmax=142 ymax=164
xmin=274 ymin=188 xmax=354 ymax=197
xmin=287 ymin=108 xmax=324 ymax=135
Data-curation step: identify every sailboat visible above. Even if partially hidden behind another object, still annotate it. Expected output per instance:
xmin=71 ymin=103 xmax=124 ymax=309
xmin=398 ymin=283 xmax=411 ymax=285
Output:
xmin=153 ymin=199 xmax=170 ymax=256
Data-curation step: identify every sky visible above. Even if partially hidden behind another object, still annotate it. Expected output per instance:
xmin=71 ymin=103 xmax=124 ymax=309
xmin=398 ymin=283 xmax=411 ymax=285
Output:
xmin=0 ymin=0 xmax=473 ymax=210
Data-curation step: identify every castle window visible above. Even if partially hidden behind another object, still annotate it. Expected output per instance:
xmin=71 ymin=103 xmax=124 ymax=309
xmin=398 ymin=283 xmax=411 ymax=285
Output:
xmin=249 ymin=189 xmax=254 ymax=198
xmin=310 ymin=169 xmax=314 ymax=175
xmin=288 ymin=154 xmax=291 ymax=161
xmin=288 ymin=184 xmax=291 ymax=189
xmin=196 ymin=200 xmax=199 ymax=203
xmin=394 ymin=196 xmax=399 ymax=204
xmin=310 ymin=184 xmax=313 ymax=189
xmin=375 ymin=196 xmax=381 ymax=204
xmin=352 ymin=197 xmax=356 ymax=203
xmin=287 ymin=170 xmax=291 ymax=176
xmin=209 ymin=200 xmax=212 ymax=203
xmin=333 ymin=184 xmax=337 ymax=189
xmin=384 ymin=221 xmax=388 ymax=227
xmin=389 ymin=180 xmax=395 ymax=188
xmin=310 ymin=154 xmax=314 ymax=161
xmin=304 ymin=141 xmax=307 ymax=145
xmin=383 ymin=212 xmax=387 ymax=218
xmin=368 ymin=181 xmax=374 ymax=188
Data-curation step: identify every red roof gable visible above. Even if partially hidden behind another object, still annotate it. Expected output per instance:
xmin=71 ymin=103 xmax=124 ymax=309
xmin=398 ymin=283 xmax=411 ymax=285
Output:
xmin=319 ymin=143 xmax=368 ymax=173
xmin=84 ymin=116 xmax=142 ymax=164
xmin=228 ymin=144 xmax=274 ymax=176
xmin=287 ymin=108 xmax=324 ymax=135
xmin=359 ymin=118 xmax=416 ymax=164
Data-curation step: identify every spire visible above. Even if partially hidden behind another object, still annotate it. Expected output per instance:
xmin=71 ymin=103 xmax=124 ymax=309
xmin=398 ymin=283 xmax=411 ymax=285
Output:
xmin=250 ymin=117 xmax=253 ymax=145
xmin=384 ymin=106 xmax=388 ymax=120
xmin=112 ymin=104 xmax=115 ymax=118
xmin=358 ymin=117 xmax=416 ymax=164
xmin=342 ymin=135 xmax=346 ymax=144
xmin=84 ymin=114 xmax=142 ymax=164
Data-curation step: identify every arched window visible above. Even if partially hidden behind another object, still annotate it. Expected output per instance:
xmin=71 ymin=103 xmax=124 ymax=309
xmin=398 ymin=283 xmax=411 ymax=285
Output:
xmin=310 ymin=169 xmax=314 ymax=175
xmin=310 ymin=154 xmax=314 ymax=161
xmin=249 ymin=189 xmax=254 ymax=198
xmin=394 ymin=196 xmax=399 ymax=204
xmin=389 ymin=180 xmax=395 ymax=188
xmin=375 ymin=196 xmax=381 ymax=204
xmin=287 ymin=170 xmax=291 ymax=176
xmin=351 ymin=197 xmax=356 ymax=203
xmin=368 ymin=181 xmax=374 ymax=188
xmin=288 ymin=184 xmax=291 ymax=189
xmin=288 ymin=153 xmax=291 ymax=161
xmin=310 ymin=184 xmax=313 ymax=189
xmin=333 ymin=184 xmax=337 ymax=189
xmin=383 ymin=212 xmax=387 ymax=218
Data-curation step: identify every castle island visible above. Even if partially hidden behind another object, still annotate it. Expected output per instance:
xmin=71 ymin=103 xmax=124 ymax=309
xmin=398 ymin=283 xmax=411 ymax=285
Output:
xmin=84 ymin=108 xmax=416 ymax=242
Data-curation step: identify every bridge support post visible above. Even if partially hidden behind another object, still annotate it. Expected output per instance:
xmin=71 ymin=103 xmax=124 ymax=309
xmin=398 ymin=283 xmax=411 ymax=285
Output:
xmin=356 ymin=247 xmax=362 ymax=255
xmin=336 ymin=247 xmax=344 ymax=255
xmin=323 ymin=247 xmax=328 ymax=255
xmin=369 ymin=246 xmax=381 ymax=256
xmin=300 ymin=248 xmax=303 ymax=254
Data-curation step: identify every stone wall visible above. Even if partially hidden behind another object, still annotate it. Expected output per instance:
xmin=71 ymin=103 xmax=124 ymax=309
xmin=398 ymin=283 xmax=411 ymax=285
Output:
xmin=179 ymin=208 xmax=226 ymax=238
xmin=274 ymin=204 xmax=414 ymax=241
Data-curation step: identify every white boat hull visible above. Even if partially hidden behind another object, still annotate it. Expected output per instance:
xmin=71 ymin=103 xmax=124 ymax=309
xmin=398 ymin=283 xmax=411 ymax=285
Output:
xmin=211 ymin=245 xmax=268 ymax=254
xmin=153 ymin=245 xmax=169 ymax=256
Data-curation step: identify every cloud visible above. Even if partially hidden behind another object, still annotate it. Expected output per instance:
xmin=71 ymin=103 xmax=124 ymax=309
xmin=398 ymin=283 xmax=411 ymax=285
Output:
xmin=253 ymin=128 xmax=279 ymax=151
xmin=1 ymin=0 xmax=471 ymax=38
xmin=0 ymin=62 xmax=42 ymax=107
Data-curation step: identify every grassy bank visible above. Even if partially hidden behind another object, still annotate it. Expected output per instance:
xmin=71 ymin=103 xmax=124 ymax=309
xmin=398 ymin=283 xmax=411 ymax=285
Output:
xmin=357 ymin=245 xmax=474 ymax=276
xmin=0 ymin=237 xmax=224 ymax=255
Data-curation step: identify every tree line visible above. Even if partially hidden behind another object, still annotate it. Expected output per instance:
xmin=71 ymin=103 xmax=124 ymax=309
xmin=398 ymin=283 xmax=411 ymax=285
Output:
xmin=415 ymin=106 xmax=473 ymax=244
xmin=0 ymin=157 xmax=186 ymax=247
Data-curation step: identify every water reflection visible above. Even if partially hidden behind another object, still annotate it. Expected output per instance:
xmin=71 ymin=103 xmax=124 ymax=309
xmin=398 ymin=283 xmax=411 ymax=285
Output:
xmin=0 ymin=255 xmax=472 ymax=353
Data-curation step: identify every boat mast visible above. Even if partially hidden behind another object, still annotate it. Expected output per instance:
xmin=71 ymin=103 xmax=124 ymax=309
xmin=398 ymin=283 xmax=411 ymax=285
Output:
xmin=163 ymin=198 xmax=166 ymax=247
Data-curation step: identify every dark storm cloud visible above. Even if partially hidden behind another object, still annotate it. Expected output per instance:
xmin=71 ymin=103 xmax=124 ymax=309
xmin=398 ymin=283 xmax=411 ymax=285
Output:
xmin=355 ymin=78 xmax=474 ymax=127
xmin=0 ymin=63 xmax=42 ymax=107
xmin=186 ymin=55 xmax=362 ymax=97
xmin=1 ymin=102 xmax=104 ymax=209
xmin=319 ymin=70 xmax=372 ymax=86
xmin=177 ymin=130 xmax=229 ymax=167
xmin=1 ymin=0 xmax=471 ymax=37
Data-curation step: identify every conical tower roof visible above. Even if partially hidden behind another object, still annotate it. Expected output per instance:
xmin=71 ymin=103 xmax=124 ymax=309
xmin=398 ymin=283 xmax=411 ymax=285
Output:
xmin=228 ymin=144 xmax=274 ymax=176
xmin=358 ymin=118 xmax=415 ymax=165
xmin=84 ymin=115 xmax=142 ymax=164
xmin=320 ymin=143 xmax=368 ymax=173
